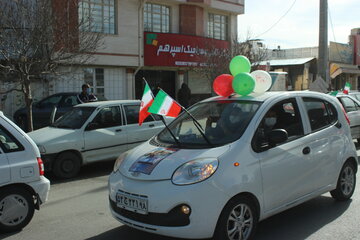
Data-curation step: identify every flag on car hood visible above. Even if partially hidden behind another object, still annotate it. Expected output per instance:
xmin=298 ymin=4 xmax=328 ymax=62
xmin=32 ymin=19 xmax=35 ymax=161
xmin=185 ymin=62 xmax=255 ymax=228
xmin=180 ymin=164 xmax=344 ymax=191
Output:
xmin=148 ymin=89 xmax=182 ymax=118
xmin=139 ymin=81 xmax=154 ymax=126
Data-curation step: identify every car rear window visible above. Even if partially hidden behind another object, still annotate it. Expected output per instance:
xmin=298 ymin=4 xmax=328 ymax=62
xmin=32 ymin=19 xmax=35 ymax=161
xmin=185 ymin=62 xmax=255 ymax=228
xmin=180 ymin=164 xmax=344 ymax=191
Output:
xmin=0 ymin=125 xmax=24 ymax=153
xmin=302 ymin=98 xmax=338 ymax=132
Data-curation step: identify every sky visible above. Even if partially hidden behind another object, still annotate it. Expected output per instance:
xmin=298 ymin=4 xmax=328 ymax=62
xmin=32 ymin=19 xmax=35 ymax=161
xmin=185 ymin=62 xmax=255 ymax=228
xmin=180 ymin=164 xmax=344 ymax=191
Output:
xmin=237 ymin=0 xmax=360 ymax=49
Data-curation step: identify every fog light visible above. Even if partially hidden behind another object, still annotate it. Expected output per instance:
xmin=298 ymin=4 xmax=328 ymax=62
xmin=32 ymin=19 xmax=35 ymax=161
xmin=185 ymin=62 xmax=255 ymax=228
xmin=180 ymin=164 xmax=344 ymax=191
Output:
xmin=181 ymin=205 xmax=191 ymax=215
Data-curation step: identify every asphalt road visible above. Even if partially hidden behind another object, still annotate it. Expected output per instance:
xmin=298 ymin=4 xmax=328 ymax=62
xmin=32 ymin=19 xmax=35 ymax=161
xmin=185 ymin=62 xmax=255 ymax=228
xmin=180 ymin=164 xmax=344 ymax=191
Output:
xmin=1 ymin=155 xmax=360 ymax=240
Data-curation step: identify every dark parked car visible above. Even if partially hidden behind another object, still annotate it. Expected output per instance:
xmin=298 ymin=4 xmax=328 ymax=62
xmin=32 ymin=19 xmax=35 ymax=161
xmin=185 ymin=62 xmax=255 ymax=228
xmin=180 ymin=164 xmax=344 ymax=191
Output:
xmin=14 ymin=92 xmax=84 ymax=131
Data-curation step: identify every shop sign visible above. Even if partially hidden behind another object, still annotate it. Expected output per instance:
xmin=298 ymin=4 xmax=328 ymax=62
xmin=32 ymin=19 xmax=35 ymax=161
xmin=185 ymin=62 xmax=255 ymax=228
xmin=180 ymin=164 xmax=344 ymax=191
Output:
xmin=144 ymin=32 xmax=229 ymax=67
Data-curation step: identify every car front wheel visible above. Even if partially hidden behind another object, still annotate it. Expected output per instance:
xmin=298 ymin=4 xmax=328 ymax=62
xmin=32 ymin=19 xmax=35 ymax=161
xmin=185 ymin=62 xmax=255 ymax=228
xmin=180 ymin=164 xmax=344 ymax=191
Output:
xmin=331 ymin=161 xmax=356 ymax=201
xmin=214 ymin=196 xmax=258 ymax=240
xmin=0 ymin=187 xmax=35 ymax=233
xmin=53 ymin=152 xmax=81 ymax=179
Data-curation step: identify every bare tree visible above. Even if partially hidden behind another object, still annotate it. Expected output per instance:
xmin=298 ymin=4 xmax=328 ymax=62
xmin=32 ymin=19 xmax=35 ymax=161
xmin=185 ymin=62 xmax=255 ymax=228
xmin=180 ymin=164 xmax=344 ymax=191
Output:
xmin=0 ymin=0 xmax=103 ymax=131
xmin=194 ymin=37 xmax=268 ymax=92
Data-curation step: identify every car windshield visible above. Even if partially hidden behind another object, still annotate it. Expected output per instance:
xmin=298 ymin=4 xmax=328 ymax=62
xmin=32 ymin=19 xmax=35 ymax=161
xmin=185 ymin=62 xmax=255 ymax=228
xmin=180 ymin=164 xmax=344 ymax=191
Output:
xmin=155 ymin=100 xmax=261 ymax=148
xmin=51 ymin=107 xmax=95 ymax=129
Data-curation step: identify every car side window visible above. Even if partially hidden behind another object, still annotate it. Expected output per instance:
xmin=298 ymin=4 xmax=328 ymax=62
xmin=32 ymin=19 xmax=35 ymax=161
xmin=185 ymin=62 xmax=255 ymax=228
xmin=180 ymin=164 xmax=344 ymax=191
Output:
xmin=60 ymin=96 xmax=79 ymax=107
xmin=0 ymin=125 xmax=24 ymax=153
xmin=339 ymin=97 xmax=359 ymax=112
xmin=303 ymin=98 xmax=338 ymax=132
xmin=123 ymin=105 xmax=155 ymax=125
xmin=92 ymin=106 xmax=122 ymax=129
xmin=38 ymin=95 xmax=62 ymax=108
xmin=252 ymin=98 xmax=304 ymax=152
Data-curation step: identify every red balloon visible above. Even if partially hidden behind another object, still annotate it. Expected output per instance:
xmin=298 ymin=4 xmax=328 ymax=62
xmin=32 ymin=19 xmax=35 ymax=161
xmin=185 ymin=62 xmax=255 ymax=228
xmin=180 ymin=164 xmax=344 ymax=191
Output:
xmin=213 ymin=74 xmax=234 ymax=97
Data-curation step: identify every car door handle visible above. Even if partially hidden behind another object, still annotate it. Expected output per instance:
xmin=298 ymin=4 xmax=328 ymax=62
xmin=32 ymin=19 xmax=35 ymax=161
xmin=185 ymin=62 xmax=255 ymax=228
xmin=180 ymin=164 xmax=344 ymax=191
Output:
xmin=149 ymin=124 xmax=155 ymax=127
xmin=335 ymin=122 xmax=342 ymax=129
xmin=115 ymin=129 xmax=122 ymax=132
xmin=302 ymin=147 xmax=311 ymax=155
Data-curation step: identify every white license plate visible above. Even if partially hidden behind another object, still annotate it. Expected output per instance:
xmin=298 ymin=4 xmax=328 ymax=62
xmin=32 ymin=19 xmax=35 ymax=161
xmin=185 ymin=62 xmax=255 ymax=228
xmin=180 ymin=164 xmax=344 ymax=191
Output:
xmin=116 ymin=192 xmax=148 ymax=215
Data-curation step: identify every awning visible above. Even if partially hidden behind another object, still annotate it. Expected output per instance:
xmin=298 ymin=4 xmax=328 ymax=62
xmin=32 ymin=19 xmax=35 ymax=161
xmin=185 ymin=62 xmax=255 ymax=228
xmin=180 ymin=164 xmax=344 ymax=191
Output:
xmin=258 ymin=57 xmax=315 ymax=66
xmin=330 ymin=63 xmax=360 ymax=79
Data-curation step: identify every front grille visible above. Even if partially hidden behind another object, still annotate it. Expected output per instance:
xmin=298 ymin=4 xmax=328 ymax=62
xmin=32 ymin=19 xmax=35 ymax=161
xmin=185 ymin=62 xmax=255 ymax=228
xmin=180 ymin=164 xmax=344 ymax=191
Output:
xmin=110 ymin=198 xmax=190 ymax=227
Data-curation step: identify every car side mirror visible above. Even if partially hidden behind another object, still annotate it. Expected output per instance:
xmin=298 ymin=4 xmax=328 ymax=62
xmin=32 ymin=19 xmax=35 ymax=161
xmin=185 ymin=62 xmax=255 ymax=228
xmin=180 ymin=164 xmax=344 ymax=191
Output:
xmin=85 ymin=122 xmax=99 ymax=131
xmin=268 ymin=129 xmax=288 ymax=147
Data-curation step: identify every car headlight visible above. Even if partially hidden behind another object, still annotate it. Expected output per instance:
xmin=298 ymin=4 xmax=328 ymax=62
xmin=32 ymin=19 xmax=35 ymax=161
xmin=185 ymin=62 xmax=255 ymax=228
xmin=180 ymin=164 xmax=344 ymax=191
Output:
xmin=113 ymin=151 xmax=129 ymax=173
xmin=37 ymin=145 xmax=46 ymax=154
xmin=171 ymin=158 xmax=219 ymax=185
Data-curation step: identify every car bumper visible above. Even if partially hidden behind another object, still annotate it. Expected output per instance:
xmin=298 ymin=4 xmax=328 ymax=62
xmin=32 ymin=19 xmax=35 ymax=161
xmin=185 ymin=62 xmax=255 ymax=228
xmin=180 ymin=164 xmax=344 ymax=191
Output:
xmin=28 ymin=176 xmax=50 ymax=205
xmin=108 ymin=171 xmax=229 ymax=239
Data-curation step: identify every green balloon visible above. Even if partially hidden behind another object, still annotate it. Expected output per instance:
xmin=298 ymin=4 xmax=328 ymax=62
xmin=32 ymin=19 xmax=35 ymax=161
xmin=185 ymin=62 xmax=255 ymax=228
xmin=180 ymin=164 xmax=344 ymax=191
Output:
xmin=229 ymin=55 xmax=251 ymax=76
xmin=232 ymin=73 xmax=255 ymax=96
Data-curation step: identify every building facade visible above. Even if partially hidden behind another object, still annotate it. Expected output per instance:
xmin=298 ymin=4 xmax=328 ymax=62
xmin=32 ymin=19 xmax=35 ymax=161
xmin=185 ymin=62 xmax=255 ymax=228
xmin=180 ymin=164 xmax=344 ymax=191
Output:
xmin=54 ymin=0 xmax=244 ymax=101
xmin=1 ymin=0 xmax=244 ymax=119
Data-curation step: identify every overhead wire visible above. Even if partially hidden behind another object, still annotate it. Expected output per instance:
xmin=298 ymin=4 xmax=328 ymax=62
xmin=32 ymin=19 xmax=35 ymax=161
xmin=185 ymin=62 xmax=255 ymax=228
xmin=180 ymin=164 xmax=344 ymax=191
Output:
xmin=254 ymin=0 xmax=297 ymax=39
xmin=328 ymin=5 xmax=346 ymax=63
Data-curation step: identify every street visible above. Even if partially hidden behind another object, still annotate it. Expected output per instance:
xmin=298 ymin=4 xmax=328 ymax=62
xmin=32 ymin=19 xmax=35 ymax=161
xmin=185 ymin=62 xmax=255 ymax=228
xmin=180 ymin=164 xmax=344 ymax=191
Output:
xmin=1 ymin=156 xmax=360 ymax=240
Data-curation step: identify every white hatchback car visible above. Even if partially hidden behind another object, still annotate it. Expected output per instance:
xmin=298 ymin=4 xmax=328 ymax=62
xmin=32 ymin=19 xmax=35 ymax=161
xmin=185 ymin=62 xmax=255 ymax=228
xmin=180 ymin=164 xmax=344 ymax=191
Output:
xmin=28 ymin=100 xmax=166 ymax=179
xmin=109 ymin=91 xmax=358 ymax=240
xmin=0 ymin=111 xmax=50 ymax=233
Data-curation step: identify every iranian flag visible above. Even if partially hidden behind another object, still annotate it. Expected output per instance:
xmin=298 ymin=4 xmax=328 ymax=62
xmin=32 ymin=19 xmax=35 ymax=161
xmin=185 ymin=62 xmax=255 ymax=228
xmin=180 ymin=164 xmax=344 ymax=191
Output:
xmin=139 ymin=81 xmax=154 ymax=126
xmin=343 ymin=82 xmax=351 ymax=94
xmin=148 ymin=89 xmax=182 ymax=117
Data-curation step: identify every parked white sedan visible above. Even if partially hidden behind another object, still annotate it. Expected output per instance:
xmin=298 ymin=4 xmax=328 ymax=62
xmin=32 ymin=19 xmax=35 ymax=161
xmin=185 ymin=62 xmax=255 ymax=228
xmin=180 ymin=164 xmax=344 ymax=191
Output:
xmin=28 ymin=100 xmax=166 ymax=178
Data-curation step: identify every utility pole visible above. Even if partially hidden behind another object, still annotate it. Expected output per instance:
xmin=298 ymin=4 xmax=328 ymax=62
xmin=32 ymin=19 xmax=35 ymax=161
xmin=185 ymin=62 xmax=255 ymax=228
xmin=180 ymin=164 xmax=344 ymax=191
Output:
xmin=318 ymin=0 xmax=329 ymax=84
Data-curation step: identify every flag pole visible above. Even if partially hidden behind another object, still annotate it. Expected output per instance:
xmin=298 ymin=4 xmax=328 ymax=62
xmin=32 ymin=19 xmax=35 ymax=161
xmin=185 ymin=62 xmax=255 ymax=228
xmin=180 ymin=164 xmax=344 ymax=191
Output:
xmin=160 ymin=116 xmax=181 ymax=146
xmin=180 ymin=106 xmax=213 ymax=147
xmin=155 ymin=87 xmax=213 ymax=147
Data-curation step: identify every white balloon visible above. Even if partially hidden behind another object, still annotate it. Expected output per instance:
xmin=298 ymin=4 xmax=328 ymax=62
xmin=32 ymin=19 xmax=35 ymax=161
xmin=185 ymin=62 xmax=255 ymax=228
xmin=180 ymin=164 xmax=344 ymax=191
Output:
xmin=251 ymin=70 xmax=273 ymax=93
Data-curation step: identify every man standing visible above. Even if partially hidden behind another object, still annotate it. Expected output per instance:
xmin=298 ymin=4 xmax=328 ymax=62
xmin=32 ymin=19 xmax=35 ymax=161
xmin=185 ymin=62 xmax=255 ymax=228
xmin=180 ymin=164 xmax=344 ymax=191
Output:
xmin=177 ymin=83 xmax=191 ymax=108
xmin=78 ymin=84 xmax=98 ymax=103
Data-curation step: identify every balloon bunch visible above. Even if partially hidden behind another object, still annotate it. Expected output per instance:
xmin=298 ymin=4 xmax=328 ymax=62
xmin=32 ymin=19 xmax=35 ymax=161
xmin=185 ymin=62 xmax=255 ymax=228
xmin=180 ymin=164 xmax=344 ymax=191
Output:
xmin=213 ymin=55 xmax=272 ymax=97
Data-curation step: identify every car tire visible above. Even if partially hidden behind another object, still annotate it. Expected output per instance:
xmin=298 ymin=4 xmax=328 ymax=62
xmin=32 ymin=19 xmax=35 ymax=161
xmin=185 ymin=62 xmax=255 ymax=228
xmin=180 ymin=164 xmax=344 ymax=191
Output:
xmin=214 ymin=196 xmax=258 ymax=240
xmin=0 ymin=187 xmax=35 ymax=233
xmin=53 ymin=152 xmax=81 ymax=179
xmin=330 ymin=161 xmax=356 ymax=201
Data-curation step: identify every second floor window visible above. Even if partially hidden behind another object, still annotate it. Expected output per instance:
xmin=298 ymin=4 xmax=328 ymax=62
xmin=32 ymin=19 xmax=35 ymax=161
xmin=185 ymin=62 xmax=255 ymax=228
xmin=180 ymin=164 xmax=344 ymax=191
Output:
xmin=79 ymin=0 xmax=116 ymax=34
xmin=208 ymin=13 xmax=228 ymax=40
xmin=144 ymin=3 xmax=170 ymax=33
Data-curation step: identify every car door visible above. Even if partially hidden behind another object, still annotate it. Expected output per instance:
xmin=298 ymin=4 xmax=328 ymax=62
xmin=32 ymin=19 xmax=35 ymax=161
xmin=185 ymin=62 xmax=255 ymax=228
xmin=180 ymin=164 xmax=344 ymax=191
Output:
xmin=253 ymin=97 xmax=318 ymax=213
xmin=337 ymin=96 xmax=360 ymax=139
xmin=83 ymin=105 xmax=128 ymax=163
xmin=300 ymin=97 xmax=342 ymax=188
xmin=33 ymin=94 xmax=63 ymax=129
xmin=122 ymin=104 xmax=164 ymax=150
xmin=0 ymin=123 xmax=23 ymax=185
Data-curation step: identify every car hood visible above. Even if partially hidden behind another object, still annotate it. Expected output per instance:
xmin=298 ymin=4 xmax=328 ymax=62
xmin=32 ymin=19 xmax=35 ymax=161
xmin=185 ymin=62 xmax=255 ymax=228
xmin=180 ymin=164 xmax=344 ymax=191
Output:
xmin=28 ymin=127 xmax=79 ymax=145
xmin=119 ymin=141 xmax=230 ymax=181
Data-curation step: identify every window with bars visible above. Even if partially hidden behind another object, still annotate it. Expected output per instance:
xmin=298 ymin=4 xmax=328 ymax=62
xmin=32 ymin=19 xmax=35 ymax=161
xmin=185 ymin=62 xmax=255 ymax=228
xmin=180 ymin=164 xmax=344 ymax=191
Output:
xmin=208 ymin=13 xmax=228 ymax=40
xmin=79 ymin=0 xmax=116 ymax=34
xmin=84 ymin=68 xmax=105 ymax=98
xmin=144 ymin=3 xmax=170 ymax=33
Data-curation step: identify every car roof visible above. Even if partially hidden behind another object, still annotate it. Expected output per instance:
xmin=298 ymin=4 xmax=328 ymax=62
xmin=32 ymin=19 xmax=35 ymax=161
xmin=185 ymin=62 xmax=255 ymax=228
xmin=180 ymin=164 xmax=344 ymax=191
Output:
xmin=200 ymin=91 xmax=332 ymax=103
xmin=75 ymin=100 xmax=140 ymax=107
